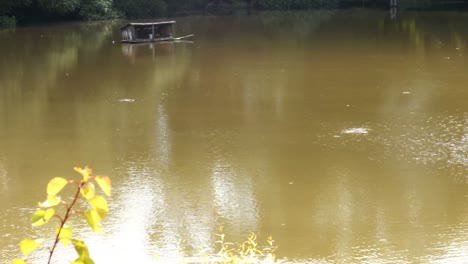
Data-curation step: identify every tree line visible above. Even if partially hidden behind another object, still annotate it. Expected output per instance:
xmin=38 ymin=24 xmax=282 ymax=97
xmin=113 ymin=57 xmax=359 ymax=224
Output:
xmin=2 ymin=0 xmax=468 ymax=27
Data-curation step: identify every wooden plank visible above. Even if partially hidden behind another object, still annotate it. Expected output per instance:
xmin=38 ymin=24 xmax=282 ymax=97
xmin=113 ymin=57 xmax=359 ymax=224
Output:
xmin=121 ymin=36 xmax=175 ymax=43
xmin=173 ymin=34 xmax=195 ymax=40
xmin=120 ymin=21 xmax=176 ymax=30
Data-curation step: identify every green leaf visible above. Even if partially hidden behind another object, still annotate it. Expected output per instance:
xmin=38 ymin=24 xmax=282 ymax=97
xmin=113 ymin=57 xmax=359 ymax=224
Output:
xmin=12 ymin=259 xmax=27 ymax=264
xmin=89 ymin=196 xmax=108 ymax=219
xmin=72 ymin=239 xmax=95 ymax=264
xmin=80 ymin=182 xmax=95 ymax=200
xmin=94 ymin=176 xmax=111 ymax=196
xmin=31 ymin=210 xmax=47 ymax=226
xmin=47 ymin=177 xmax=68 ymax=196
xmin=83 ymin=209 xmax=103 ymax=233
xmin=20 ymin=238 xmax=42 ymax=255
xmin=72 ymin=239 xmax=89 ymax=258
xmin=38 ymin=195 xmax=61 ymax=208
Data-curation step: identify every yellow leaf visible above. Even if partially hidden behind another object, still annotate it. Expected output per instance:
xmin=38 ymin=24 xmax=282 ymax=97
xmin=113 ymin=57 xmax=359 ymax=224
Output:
xmin=12 ymin=259 xmax=27 ymax=264
xmin=31 ymin=210 xmax=46 ymax=226
xmin=83 ymin=209 xmax=103 ymax=233
xmin=47 ymin=177 xmax=68 ymax=196
xmin=89 ymin=196 xmax=108 ymax=219
xmin=72 ymin=239 xmax=93 ymax=261
xmin=74 ymin=167 xmax=92 ymax=183
xmin=20 ymin=238 xmax=42 ymax=255
xmin=38 ymin=195 xmax=61 ymax=208
xmin=71 ymin=261 xmax=87 ymax=264
xmin=31 ymin=208 xmax=54 ymax=226
xmin=80 ymin=182 xmax=95 ymax=200
xmin=94 ymin=176 xmax=111 ymax=197
xmin=32 ymin=218 xmax=46 ymax=227
xmin=44 ymin=208 xmax=55 ymax=221
xmin=58 ymin=225 xmax=73 ymax=246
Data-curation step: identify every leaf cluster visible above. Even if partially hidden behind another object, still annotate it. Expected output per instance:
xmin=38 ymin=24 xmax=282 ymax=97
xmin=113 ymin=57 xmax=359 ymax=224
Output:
xmin=12 ymin=167 xmax=112 ymax=264
xmin=0 ymin=0 xmax=339 ymax=26
xmin=213 ymin=227 xmax=277 ymax=264
xmin=0 ymin=0 xmax=119 ymax=23
xmin=0 ymin=16 xmax=16 ymax=27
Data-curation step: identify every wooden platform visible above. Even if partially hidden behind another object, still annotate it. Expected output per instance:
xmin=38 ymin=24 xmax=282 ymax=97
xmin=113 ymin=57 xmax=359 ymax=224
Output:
xmin=120 ymin=21 xmax=193 ymax=44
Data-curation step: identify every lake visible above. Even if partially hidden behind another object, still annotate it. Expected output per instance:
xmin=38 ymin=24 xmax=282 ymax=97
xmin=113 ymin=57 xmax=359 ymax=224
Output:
xmin=0 ymin=9 xmax=467 ymax=263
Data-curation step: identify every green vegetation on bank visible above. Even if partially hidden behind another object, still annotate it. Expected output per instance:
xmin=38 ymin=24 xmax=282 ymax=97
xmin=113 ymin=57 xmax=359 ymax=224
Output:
xmin=0 ymin=15 xmax=16 ymax=27
xmin=254 ymin=0 xmax=339 ymax=9
xmin=1 ymin=0 xmax=468 ymax=27
xmin=0 ymin=0 xmax=117 ymax=26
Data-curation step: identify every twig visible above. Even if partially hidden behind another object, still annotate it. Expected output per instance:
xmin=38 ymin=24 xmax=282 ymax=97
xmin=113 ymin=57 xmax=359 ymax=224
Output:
xmin=47 ymin=181 xmax=85 ymax=264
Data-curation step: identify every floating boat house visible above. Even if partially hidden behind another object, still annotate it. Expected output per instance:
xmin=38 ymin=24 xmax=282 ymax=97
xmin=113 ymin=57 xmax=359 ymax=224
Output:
xmin=120 ymin=21 xmax=176 ymax=43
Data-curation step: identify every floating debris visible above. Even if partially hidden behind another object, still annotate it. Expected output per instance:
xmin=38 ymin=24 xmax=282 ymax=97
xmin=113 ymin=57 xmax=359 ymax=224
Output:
xmin=341 ymin=127 xmax=369 ymax=134
xmin=118 ymin=99 xmax=135 ymax=102
xmin=402 ymin=91 xmax=411 ymax=94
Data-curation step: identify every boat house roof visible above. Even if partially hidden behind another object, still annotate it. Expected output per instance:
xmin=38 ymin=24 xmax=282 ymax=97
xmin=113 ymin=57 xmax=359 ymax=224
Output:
xmin=120 ymin=21 xmax=176 ymax=30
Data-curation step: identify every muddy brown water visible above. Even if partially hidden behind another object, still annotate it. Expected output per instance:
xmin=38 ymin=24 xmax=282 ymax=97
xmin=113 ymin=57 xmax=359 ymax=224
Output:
xmin=0 ymin=9 xmax=467 ymax=263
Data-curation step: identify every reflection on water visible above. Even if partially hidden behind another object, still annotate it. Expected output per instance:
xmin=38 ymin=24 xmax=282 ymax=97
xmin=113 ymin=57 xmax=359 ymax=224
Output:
xmin=210 ymin=160 xmax=259 ymax=229
xmin=322 ymin=114 xmax=467 ymax=182
xmin=0 ymin=156 xmax=7 ymax=193
xmin=121 ymin=42 xmax=178 ymax=63
xmin=0 ymin=10 xmax=467 ymax=263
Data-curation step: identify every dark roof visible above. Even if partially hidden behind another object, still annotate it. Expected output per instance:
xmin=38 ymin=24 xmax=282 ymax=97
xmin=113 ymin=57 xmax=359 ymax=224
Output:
xmin=120 ymin=21 xmax=176 ymax=30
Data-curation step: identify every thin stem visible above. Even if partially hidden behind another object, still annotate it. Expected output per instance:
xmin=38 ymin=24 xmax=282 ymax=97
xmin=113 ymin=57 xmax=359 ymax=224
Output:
xmin=53 ymin=214 xmax=64 ymax=223
xmin=47 ymin=181 xmax=84 ymax=264
xmin=68 ymin=180 xmax=80 ymax=187
xmin=60 ymin=200 xmax=70 ymax=209
xmin=68 ymin=210 xmax=84 ymax=217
